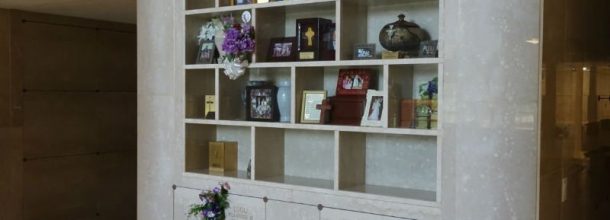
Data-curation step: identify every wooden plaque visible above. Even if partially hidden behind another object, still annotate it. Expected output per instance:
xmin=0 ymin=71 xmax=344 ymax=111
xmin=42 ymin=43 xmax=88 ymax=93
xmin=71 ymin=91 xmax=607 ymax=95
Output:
xmin=209 ymin=141 xmax=238 ymax=173
xmin=400 ymin=99 xmax=416 ymax=128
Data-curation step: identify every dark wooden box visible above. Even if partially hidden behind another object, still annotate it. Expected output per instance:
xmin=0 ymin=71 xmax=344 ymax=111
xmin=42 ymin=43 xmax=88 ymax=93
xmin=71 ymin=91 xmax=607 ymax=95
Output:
xmin=296 ymin=18 xmax=334 ymax=61
xmin=322 ymin=96 xmax=366 ymax=126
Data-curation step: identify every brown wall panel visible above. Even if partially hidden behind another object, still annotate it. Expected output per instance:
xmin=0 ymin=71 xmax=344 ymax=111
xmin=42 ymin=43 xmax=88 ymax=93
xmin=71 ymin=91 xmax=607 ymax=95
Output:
xmin=0 ymin=9 xmax=10 ymax=126
xmin=6 ymin=10 xmax=137 ymax=220
xmin=96 ymin=93 xmax=137 ymax=150
xmin=23 ymin=155 xmax=99 ymax=220
xmin=0 ymin=127 xmax=23 ymax=220
xmin=22 ymin=152 xmax=135 ymax=220
xmin=23 ymin=92 xmax=136 ymax=158
xmin=97 ymin=30 xmax=137 ymax=91
xmin=23 ymin=93 xmax=99 ymax=158
xmin=19 ymin=21 xmax=99 ymax=91
xmin=96 ymin=151 xmax=137 ymax=220
xmin=11 ymin=10 xmax=136 ymax=92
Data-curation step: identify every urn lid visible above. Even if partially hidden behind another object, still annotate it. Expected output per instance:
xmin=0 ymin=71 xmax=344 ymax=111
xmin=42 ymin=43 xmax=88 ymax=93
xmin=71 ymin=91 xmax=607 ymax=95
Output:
xmin=391 ymin=14 xmax=420 ymax=28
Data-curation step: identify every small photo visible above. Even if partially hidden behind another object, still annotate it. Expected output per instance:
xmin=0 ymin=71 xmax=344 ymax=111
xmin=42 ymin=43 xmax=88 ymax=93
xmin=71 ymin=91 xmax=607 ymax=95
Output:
xmin=234 ymin=0 xmax=254 ymax=5
xmin=336 ymin=69 xmax=372 ymax=96
xmin=419 ymin=40 xmax=438 ymax=58
xmin=353 ymin=44 xmax=376 ymax=60
xmin=341 ymin=74 xmax=364 ymax=90
xmin=268 ymin=37 xmax=297 ymax=62
xmin=196 ymin=41 xmax=216 ymax=64
xmin=361 ymin=90 xmax=385 ymax=127
xmin=367 ymin=96 xmax=383 ymax=121
xmin=272 ymin=42 xmax=293 ymax=57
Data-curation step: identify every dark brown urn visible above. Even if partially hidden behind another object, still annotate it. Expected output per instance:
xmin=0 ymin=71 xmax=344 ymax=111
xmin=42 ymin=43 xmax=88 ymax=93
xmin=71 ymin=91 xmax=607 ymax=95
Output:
xmin=379 ymin=14 xmax=427 ymax=52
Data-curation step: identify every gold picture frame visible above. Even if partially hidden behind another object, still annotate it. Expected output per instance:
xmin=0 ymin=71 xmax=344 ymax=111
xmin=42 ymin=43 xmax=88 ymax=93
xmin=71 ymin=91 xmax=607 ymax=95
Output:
xmin=300 ymin=90 xmax=327 ymax=124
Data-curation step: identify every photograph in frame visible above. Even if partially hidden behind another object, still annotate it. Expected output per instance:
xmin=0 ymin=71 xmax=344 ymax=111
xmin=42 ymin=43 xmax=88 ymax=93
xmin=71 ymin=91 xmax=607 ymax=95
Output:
xmin=300 ymin=90 xmax=327 ymax=124
xmin=246 ymin=85 xmax=279 ymax=122
xmin=196 ymin=40 xmax=217 ymax=64
xmin=353 ymin=43 xmax=376 ymax=60
xmin=268 ymin=37 xmax=297 ymax=62
xmin=336 ymin=69 xmax=372 ymax=96
xmin=361 ymin=90 xmax=385 ymax=127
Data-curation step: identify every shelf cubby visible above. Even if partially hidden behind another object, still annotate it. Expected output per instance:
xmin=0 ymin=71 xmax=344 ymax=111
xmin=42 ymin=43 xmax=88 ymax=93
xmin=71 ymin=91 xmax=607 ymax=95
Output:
xmin=187 ymin=0 xmax=215 ymax=10
xmin=185 ymin=9 xmax=253 ymax=65
xmin=338 ymin=131 xmax=437 ymax=201
xmin=254 ymin=1 xmax=336 ymax=63
xmin=185 ymin=69 xmax=216 ymax=119
xmin=338 ymin=0 xmax=440 ymax=60
xmin=218 ymin=67 xmax=291 ymax=121
xmin=295 ymin=65 xmax=383 ymax=124
xmin=254 ymin=128 xmax=335 ymax=189
xmin=388 ymin=64 xmax=438 ymax=129
xmin=185 ymin=123 xmax=252 ymax=180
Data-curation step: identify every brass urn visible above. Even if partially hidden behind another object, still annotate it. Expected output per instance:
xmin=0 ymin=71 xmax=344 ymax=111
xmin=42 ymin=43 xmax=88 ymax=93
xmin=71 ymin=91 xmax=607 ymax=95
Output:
xmin=379 ymin=14 xmax=427 ymax=52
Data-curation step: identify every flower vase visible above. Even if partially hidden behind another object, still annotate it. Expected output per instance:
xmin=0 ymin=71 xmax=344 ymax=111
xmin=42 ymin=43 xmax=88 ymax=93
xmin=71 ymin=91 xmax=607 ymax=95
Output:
xmin=277 ymin=80 xmax=291 ymax=122
xmin=223 ymin=58 xmax=249 ymax=80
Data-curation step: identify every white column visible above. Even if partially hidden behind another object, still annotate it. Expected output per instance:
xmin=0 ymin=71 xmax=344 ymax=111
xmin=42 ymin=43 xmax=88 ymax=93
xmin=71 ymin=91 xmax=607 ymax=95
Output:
xmin=441 ymin=0 xmax=541 ymax=219
xmin=137 ymin=0 xmax=177 ymax=219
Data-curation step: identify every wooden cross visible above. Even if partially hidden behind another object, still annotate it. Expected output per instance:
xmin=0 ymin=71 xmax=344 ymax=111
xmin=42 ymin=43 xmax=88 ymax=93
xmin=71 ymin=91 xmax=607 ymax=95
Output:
xmin=316 ymin=99 xmax=332 ymax=124
xmin=305 ymin=27 xmax=315 ymax=46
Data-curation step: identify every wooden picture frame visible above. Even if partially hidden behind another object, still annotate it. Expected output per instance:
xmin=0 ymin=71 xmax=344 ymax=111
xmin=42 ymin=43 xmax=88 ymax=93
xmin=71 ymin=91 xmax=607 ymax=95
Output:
xmin=361 ymin=90 xmax=385 ymax=127
xmin=353 ymin=43 xmax=376 ymax=60
xmin=336 ymin=69 xmax=372 ymax=96
xmin=196 ymin=40 xmax=217 ymax=64
xmin=300 ymin=90 xmax=327 ymax=124
xmin=268 ymin=37 xmax=297 ymax=62
xmin=246 ymin=85 xmax=280 ymax=122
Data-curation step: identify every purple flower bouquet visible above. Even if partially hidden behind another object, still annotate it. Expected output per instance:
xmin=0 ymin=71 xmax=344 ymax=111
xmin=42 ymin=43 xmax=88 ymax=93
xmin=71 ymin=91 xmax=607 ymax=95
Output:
xmin=221 ymin=23 xmax=255 ymax=62
xmin=188 ymin=182 xmax=231 ymax=220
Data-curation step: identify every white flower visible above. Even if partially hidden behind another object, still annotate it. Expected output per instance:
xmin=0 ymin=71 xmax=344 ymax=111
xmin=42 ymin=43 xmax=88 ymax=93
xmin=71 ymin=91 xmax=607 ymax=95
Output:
xmin=207 ymin=211 xmax=216 ymax=218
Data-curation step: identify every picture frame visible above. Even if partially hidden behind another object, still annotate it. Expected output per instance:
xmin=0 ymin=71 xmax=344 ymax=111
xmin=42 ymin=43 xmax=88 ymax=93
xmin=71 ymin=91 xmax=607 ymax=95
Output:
xmin=336 ymin=69 xmax=372 ymax=96
xmin=196 ymin=40 xmax=217 ymax=64
xmin=419 ymin=40 xmax=438 ymax=58
xmin=246 ymin=85 xmax=280 ymax=122
xmin=300 ymin=90 xmax=327 ymax=124
xmin=361 ymin=90 xmax=385 ymax=127
xmin=234 ymin=0 xmax=255 ymax=5
xmin=268 ymin=37 xmax=297 ymax=62
xmin=353 ymin=43 xmax=376 ymax=60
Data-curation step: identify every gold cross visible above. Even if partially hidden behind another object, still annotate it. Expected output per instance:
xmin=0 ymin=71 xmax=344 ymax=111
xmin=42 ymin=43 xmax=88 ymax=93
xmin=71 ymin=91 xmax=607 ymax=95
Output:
xmin=305 ymin=27 xmax=315 ymax=46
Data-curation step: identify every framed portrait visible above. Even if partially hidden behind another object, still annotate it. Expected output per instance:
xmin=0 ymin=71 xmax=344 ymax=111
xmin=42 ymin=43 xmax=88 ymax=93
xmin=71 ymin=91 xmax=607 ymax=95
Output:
xmin=353 ymin=44 xmax=376 ymax=60
xmin=268 ymin=37 xmax=297 ymax=62
xmin=336 ymin=69 xmax=372 ymax=96
xmin=419 ymin=40 xmax=438 ymax=58
xmin=246 ymin=85 xmax=280 ymax=122
xmin=300 ymin=90 xmax=327 ymax=124
xmin=234 ymin=0 xmax=255 ymax=5
xmin=361 ymin=90 xmax=385 ymax=127
xmin=196 ymin=40 xmax=217 ymax=64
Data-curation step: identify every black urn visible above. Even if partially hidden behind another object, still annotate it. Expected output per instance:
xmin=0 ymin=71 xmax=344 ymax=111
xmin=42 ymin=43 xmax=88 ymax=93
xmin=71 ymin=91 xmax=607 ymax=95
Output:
xmin=379 ymin=14 xmax=427 ymax=52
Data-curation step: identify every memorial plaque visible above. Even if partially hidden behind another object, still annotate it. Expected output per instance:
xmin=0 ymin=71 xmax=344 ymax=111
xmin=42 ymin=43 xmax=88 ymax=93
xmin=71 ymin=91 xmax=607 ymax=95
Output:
xmin=209 ymin=141 xmax=238 ymax=173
